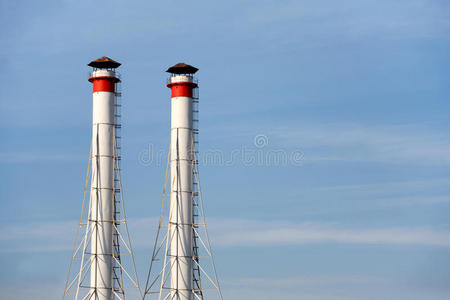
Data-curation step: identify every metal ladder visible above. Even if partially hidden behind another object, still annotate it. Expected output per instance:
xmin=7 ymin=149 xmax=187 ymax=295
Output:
xmin=113 ymin=81 xmax=125 ymax=298
xmin=191 ymin=86 xmax=203 ymax=299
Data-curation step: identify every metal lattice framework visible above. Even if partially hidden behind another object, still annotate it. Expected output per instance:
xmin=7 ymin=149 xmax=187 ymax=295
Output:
xmin=63 ymin=84 xmax=141 ymax=300
xmin=143 ymin=89 xmax=223 ymax=300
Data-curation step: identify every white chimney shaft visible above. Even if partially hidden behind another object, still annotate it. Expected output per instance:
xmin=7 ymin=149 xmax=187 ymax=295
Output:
xmin=88 ymin=68 xmax=119 ymax=300
xmin=167 ymin=73 xmax=198 ymax=300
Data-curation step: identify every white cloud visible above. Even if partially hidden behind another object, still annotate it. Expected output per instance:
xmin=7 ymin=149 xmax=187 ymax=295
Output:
xmin=0 ymin=283 xmax=62 ymax=300
xmin=220 ymin=274 xmax=449 ymax=300
xmin=5 ymin=274 xmax=447 ymax=300
xmin=0 ymin=152 xmax=84 ymax=163
xmin=0 ymin=220 xmax=76 ymax=253
xmin=307 ymin=177 xmax=450 ymax=201
xmin=2 ymin=217 xmax=450 ymax=254
xmin=314 ymin=177 xmax=450 ymax=193
xmin=0 ymin=281 xmax=141 ymax=300
xmin=246 ymin=0 xmax=450 ymax=40
xmin=213 ymin=220 xmax=450 ymax=247
xmin=223 ymin=275 xmax=384 ymax=288
xmin=270 ymin=123 xmax=450 ymax=165
xmin=379 ymin=195 xmax=450 ymax=206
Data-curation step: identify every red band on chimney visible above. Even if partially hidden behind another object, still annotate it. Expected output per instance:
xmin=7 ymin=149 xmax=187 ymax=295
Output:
xmin=167 ymin=82 xmax=197 ymax=98
xmin=89 ymin=77 xmax=117 ymax=93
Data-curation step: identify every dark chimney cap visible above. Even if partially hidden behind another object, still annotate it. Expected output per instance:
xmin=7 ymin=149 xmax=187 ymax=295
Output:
xmin=88 ymin=56 xmax=121 ymax=69
xmin=166 ymin=63 xmax=198 ymax=74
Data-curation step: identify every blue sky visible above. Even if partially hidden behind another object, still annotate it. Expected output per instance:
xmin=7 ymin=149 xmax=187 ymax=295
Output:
xmin=1 ymin=0 xmax=450 ymax=299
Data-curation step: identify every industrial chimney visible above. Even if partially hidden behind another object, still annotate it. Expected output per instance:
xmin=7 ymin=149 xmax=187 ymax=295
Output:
xmin=167 ymin=63 xmax=198 ymax=300
xmin=63 ymin=57 xmax=141 ymax=300
xmin=143 ymin=63 xmax=223 ymax=300
xmin=88 ymin=56 xmax=121 ymax=300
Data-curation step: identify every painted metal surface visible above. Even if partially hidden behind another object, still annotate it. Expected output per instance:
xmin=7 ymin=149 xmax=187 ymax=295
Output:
xmin=143 ymin=64 xmax=223 ymax=300
xmin=89 ymin=70 xmax=120 ymax=93
xmin=63 ymin=58 xmax=141 ymax=300
xmin=169 ymin=75 xmax=195 ymax=300
xmin=166 ymin=63 xmax=198 ymax=74
xmin=88 ymin=56 xmax=122 ymax=69
xmin=89 ymin=69 xmax=116 ymax=300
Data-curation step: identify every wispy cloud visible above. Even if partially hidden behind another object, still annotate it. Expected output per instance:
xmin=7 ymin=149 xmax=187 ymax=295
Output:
xmin=220 ymin=273 xmax=448 ymax=300
xmin=0 ymin=275 xmax=384 ymax=300
xmin=5 ymin=274 xmax=447 ymax=300
xmin=0 ymin=220 xmax=76 ymax=253
xmin=0 ymin=283 xmax=62 ymax=300
xmin=315 ymin=177 xmax=450 ymax=193
xmin=379 ymin=194 xmax=450 ymax=206
xmin=307 ymin=177 xmax=450 ymax=201
xmin=0 ymin=152 xmax=84 ymax=164
xmin=246 ymin=0 xmax=450 ymax=40
xmin=270 ymin=123 xmax=450 ymax=165
xmin=0 ymin=281 xmax=141 ymax=300
xmin=212 ymin=220 xmax=450 ymax=247
xmin=2 ymin=217 xmax=450 ymax=254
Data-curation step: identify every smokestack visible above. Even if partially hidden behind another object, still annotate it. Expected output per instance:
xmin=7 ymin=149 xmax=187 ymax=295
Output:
xmin=87 ymin=56 xmax=121 ymax=300
xmin=166 ymin=63 xmax=199 ymax=300
xmin=63 ymin=57 xmax=141 ymax=300
xmin=143 ymin=63 xmax=222 ymax=300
